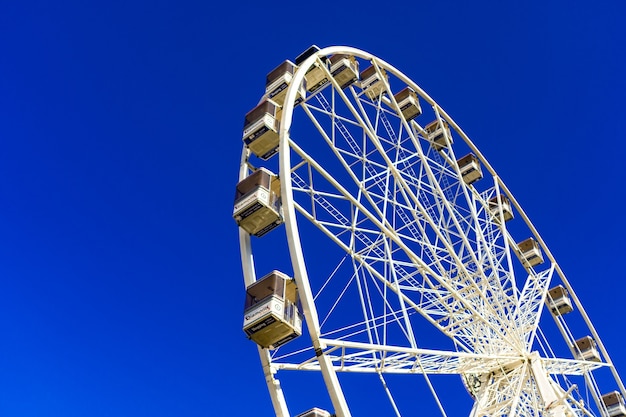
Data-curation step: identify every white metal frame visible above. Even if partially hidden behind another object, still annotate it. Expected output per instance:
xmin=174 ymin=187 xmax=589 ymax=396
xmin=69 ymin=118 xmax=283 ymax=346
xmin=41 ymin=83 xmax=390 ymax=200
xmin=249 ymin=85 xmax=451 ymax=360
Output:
xmin=238 ymin=46 xmax=625 ymax=417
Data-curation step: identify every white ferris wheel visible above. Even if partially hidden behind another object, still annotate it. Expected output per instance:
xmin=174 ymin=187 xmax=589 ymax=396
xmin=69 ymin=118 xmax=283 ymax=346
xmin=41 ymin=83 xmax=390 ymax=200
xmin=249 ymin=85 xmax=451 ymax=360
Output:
xmin=233 ymin=45 xmax=625 ymax=417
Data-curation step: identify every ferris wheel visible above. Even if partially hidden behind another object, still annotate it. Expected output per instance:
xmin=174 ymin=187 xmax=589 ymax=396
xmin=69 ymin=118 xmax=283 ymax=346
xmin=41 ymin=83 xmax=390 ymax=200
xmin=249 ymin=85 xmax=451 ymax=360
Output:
xmin=234 ymin=45 xmax=625 ymax=417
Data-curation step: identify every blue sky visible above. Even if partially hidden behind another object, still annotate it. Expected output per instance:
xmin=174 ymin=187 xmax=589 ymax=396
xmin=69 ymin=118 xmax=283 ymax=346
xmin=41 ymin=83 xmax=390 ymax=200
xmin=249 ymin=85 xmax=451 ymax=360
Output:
xmin=1 ymin=1 xmax=625 ymax=416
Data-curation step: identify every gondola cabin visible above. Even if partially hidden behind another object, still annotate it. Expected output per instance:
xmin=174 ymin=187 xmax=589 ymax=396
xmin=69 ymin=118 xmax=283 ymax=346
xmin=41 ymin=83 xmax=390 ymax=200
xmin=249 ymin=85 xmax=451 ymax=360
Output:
xmin=295 ymin=408 xmax=332 ymax=417
xmin=425 ymin=119 xmax=453 ymax=151
xmin=574 ymin=336 xmax=601 ymax=362
xmin=242 ymin=100 xmax=280 ymax=160
xmin=265 ymin=60 xmax=303 ymax=107
xmin=243 ymin=270 xmax=303 ymax=349
xmin=360 ymin=65 xmax=388 ymax=100
xmin=488 ymin=194 xmax=514 ymax=222
xmin=602 ymin=391 xmax=626 ymax=417
xmin=546 ymin=285 xmax=573 ymax=315
xmin=457 ymin=153 xmax=483 ymax=185
xmin=394 ymin=86 xmax=422 ymax=121
xmin=329 ymin=54 xmax=359 ymax=89
xmin=296 ymin=45 xmax=329 ymax=93
xmin=517 ymin=237 xmax=544 ymax=268
xmin=233 ymin=168 xmax=283 ymax=237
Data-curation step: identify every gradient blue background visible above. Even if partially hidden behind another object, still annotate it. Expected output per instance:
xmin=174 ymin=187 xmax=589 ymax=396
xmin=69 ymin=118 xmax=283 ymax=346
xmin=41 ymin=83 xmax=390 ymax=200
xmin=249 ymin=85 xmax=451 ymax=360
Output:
xmin=1 ymin=0 xmax=625 ymax=415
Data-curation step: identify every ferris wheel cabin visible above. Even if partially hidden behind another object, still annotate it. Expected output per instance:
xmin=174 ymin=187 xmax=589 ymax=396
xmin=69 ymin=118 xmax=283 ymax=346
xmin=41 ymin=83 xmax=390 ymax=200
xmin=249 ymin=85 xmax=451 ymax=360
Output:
xmin=602 ymin=391 xmax=626 ymax=417
xmin=243 ymin=270 xmax=302 ymax=349
xmin=488 ymin=194 xmax=514 ymax=222
xmin=329 ymin=54 xmax=359 ymax=89
xmin=546 ymin=285 xmax=573 ymax=315
xmin=296 ymin=45 xmax=330 ymax=93
xmin=574 ymin=336 xmax=601 ymax=362
xmin=233 ymin=168 xmax=283 ymax=237
xmin=265 ymin=60 xmax=303 ymax=107
xmin=517 ymin=237 xmax=544 ymax=268
xmin=425 ymin=119 xmax=453 ymax=151
xmin=394 ymin=86 xmax=422 ymax=121
xmin=457 ymin=153 xmax=483 ymax=185
xmin=295 ymin=407 xmax=332 ymax=417
xmin=360 ymin=65 xmax=388 ymax=100
xmin=242 ymin=100 xmax=280 ymax=160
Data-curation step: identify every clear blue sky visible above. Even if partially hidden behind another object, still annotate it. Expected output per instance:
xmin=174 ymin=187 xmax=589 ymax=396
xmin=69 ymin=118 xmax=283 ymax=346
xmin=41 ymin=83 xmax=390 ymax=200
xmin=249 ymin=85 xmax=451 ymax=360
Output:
xmin=1 ymin=1 xmax=625 ymax=416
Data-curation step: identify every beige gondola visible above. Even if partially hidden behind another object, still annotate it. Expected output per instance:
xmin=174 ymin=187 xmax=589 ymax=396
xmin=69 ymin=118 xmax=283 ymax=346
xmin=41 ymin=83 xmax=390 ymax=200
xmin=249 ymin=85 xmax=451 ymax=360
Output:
xmin=488 ymin=194 xmax=514 ymax=222
xmin=517 ymin=237 xmax=544 ymax=268
xmin=574 ymin=336 xmax=601 ymax=362
xmin=242 ymin=100 xmax=280 ymax=160
xmin=329 ymin=54 xmax=359 ymax=89
xmin=296 ymin=45 xmax=329 ymax=93
xmin=360 ymin=65 xmax=388 ymax=100
xmin=546 ymin=285 xmax=573 ymax=315
xmin=243 ymin=270 xmax=302 ymax=349
xmin=295 ymin=408 xmax=332 ymax=417
xmin=394 ymin=86 xmax=422 ymax=121
xmin=457 ymin=153 xmax=483 ymax=185
xmin=425 ymin=119 xmax=453 ymax=151
xmin=265 ymin=60 xmax=303 ymax=107
xmin=602 ymin=391 xmax=626 ymax=417
xmin=233 ymin=168 xmax=282 ymax=237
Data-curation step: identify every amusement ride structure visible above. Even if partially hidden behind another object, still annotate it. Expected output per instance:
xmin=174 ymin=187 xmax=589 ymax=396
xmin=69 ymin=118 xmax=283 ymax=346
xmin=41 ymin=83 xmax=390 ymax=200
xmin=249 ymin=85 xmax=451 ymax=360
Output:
xmin=233 ymin=45 xmax=625 ymax=417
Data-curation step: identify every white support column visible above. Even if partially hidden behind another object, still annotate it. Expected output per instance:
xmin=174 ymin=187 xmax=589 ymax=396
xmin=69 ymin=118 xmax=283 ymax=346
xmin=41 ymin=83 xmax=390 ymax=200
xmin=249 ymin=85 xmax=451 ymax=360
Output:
xmin=529 ymin=353 xmax=574 ymax=417
xmin=259 ymin=347 xmax=290 ymax=417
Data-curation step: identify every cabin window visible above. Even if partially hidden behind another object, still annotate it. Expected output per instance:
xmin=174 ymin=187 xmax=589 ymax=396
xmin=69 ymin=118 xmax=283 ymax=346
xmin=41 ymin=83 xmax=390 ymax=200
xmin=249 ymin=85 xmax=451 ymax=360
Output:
xmin=244 ymin=273 xmax=285 ymax=310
